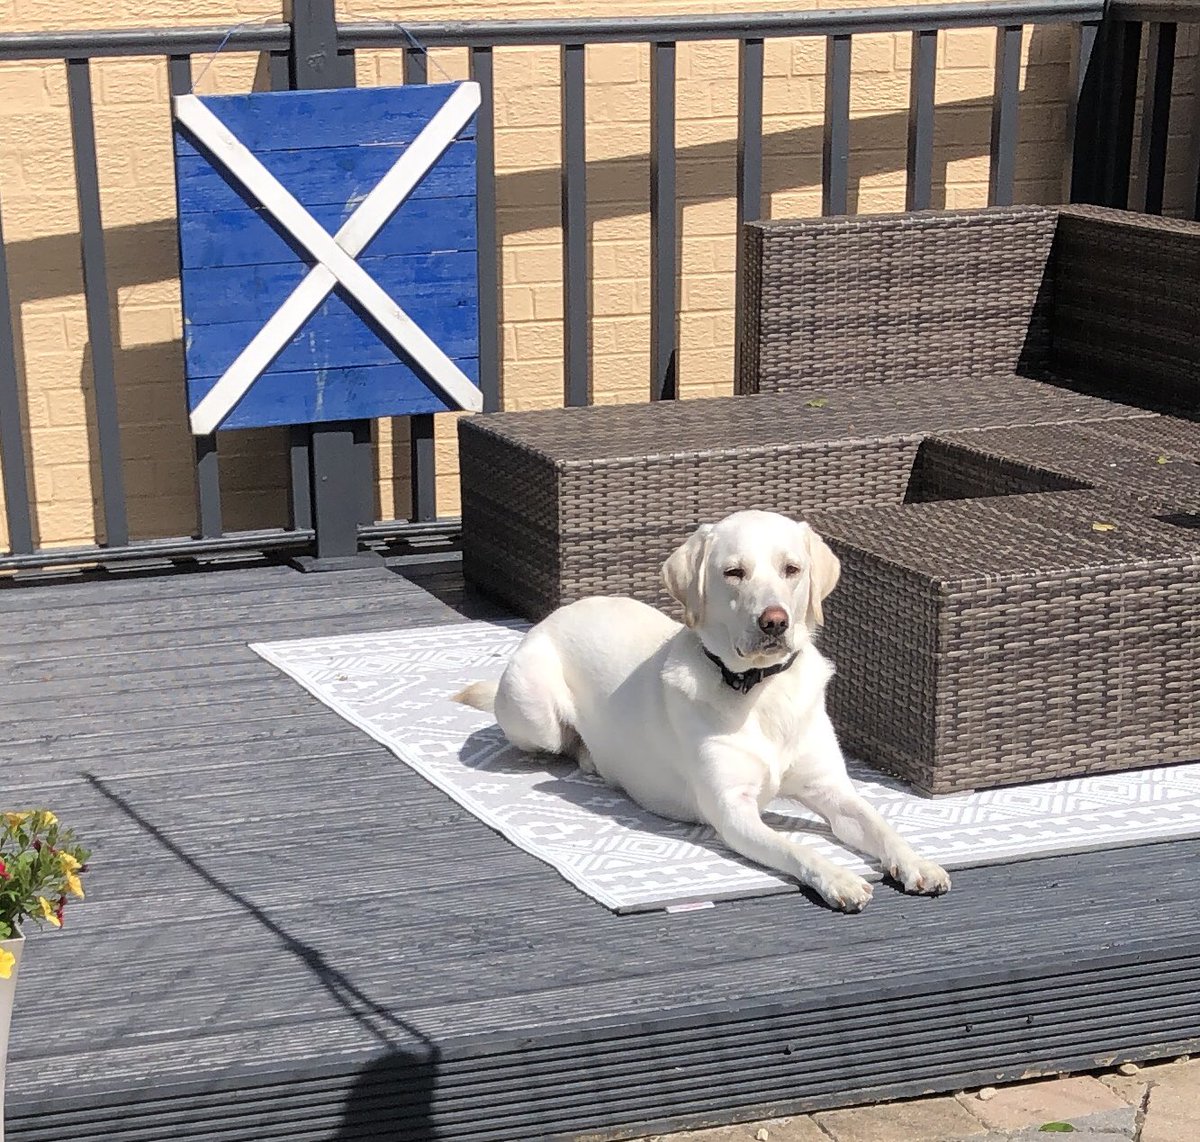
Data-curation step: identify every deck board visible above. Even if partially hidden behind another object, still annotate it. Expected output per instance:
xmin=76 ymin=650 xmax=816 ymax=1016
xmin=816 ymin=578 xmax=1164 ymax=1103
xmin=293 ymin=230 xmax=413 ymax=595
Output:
xmin=3 ymin=556 xmax=1199 ymax=1141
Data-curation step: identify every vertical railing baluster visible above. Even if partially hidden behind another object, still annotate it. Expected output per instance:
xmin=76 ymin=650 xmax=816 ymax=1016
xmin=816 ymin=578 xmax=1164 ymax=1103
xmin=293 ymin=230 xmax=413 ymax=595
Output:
xmin=1065 ymin=19 xmax=1101 ymax=203
xmin=1136 ymin=22 xmax=1176 ymax=215
xmin=287 ymin=0 xmax=368 ymax=559
xmin=734 ymin=36 xmax=764 ymax=393
xmin=823 ymin=34 xmax=851 ymax=216
xmin=169 ymin=53 xmax=223 ymax=541
xmin=402 ymin=46 xmax=438 ymax=522
xmin=561 ymin=42 xmax=589 ymax=408
xmin=268 ymin=49 xmax=290 ymax=91
xmin=650 ymin=40 xmax=677 ymax=401
xmin=0 ymin=188 xmax=34 ymax=555
xmin=1099 ymin=20 xmax=1143 ymax=209
xmin=988 ymin=25 xmax=1023 ymax=207
xmin=470 ymin=45 xmax=501 ymax=413
xmin=67 ymin=57 xmax=129 ymax=547
xmin=906 ymin=29 xmax=937 ymax=211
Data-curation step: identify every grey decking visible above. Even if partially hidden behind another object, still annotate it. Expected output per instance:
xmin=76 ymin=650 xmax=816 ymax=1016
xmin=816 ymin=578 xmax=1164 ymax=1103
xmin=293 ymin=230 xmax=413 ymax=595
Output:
xmin=3 ymin=556 xmax=1199 ymax=1142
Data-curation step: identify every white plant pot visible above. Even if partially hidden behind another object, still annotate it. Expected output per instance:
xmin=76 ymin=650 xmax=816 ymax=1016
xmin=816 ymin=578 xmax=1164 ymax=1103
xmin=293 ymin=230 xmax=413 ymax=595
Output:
xmin=0 ymin=932 xmax=24 ymax=1142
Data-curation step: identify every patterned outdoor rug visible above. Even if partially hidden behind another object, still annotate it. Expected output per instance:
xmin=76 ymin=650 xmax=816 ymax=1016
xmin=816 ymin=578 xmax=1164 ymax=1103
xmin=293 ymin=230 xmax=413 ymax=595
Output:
xmin=253 ymin=619 xmax=1200 ymax=913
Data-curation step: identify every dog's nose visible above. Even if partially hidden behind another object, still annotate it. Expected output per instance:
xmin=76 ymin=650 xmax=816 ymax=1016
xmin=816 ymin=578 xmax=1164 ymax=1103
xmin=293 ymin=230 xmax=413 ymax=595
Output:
xmin=758 ymin=606 xmax=789 ymax=636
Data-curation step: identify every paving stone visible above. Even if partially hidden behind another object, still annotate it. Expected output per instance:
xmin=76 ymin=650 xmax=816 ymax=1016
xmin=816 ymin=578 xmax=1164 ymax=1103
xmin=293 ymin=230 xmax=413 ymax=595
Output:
xmin=643 ymin=1116 xmax=829 ymax=1142
xmin=960 ymin=1132 xmax=1132 ymax=1142
xmin=1099 ymin=1057 xmax=1200 ymax=1106
xmin=1139 ymin=1061 xmax=1200 ymax=1142
xmin=954 ymin=1076 xmax=1132 ymax=1132
xmin=813 ymin=1096 xmax=988 ymax=1142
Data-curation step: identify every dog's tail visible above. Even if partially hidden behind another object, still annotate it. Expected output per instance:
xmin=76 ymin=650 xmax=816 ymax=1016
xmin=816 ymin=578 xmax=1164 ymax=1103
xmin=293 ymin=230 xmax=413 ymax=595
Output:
xmin=453 ymin=680 xmax=499 ymax=713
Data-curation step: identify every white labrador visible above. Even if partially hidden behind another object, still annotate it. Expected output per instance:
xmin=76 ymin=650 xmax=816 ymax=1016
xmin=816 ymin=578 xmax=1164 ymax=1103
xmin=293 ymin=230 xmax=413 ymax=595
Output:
xmin=457 ymin=509 xmax=950 ymax=911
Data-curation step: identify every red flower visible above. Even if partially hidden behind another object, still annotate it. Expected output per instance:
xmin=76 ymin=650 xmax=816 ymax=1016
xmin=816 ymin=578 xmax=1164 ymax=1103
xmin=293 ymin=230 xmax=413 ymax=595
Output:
xmin=0 ymin=858 xmax=6 ymax=879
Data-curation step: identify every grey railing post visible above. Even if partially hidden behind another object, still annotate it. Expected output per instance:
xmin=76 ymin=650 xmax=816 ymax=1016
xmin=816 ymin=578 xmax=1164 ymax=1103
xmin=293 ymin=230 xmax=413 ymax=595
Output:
xmin=284 ymin=0 xmax=380 ymax=568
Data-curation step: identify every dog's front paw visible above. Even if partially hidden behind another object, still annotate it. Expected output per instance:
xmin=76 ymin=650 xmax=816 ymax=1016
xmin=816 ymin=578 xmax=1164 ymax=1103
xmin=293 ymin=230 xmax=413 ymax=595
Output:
xmin=889 ymin=856 xmax=951 ymax=896
xmin=814 ymin=868 xmax=874 ymax=913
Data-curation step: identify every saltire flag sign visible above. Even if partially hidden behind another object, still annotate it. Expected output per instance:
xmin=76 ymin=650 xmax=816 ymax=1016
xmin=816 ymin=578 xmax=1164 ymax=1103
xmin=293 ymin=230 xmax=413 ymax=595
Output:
xmin=172 ymin=82 xmax=484 ymax=435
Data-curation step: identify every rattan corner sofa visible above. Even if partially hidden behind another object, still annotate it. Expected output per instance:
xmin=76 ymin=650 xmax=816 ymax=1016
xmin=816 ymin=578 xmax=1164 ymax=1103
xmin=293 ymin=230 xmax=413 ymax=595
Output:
xmin=459 ymin=205 xmax=1199 ymax=795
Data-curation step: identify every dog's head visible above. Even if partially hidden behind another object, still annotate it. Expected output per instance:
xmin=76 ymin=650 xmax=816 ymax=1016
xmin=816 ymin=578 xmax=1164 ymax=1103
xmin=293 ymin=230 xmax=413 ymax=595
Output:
xmin=662 ymin=510 xmax=840 ymax=668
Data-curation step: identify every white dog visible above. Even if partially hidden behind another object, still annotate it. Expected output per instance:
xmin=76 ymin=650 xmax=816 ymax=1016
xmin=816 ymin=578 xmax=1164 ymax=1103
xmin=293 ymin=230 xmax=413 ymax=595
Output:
xmin=457 ymin=510 xmax=950 ymax=911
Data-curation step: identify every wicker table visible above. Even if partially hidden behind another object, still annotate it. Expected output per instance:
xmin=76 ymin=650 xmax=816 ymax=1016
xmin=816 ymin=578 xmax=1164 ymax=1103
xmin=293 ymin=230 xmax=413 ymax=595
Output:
xmin=810 ymin=486 xmax=1198 ymax=795
xmin=459 ymin=377 xmax=1149 ymax=620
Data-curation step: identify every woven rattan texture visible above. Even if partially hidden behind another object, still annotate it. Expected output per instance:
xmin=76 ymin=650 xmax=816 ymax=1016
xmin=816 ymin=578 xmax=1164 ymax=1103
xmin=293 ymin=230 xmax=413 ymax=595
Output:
xmin=737 ymin=206 xmax=1059 ymax=395
xmin=1053 ymin=208 xmax=1200 ymax=418
xmin=458 ymin=379 xmax=1150 ymax=618
xmin=810 ymin=490 xmax=1198 ymax=794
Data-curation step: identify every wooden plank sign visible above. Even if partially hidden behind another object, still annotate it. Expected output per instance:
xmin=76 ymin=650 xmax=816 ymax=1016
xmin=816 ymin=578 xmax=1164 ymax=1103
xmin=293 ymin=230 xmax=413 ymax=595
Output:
xmin=172 ymin=83 xmax=484 ymax=435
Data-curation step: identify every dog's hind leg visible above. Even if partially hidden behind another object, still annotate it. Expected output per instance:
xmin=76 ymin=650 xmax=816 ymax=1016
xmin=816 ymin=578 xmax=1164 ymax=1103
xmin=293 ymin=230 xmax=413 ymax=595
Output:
xmin=493 ymin=631 xmax=582 ymax=760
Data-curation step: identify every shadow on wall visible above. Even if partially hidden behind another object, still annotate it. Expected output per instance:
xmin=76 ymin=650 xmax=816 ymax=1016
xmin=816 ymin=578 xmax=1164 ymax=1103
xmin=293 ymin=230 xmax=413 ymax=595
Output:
xmin=2 ymin=23 xmax=1085 ymax=548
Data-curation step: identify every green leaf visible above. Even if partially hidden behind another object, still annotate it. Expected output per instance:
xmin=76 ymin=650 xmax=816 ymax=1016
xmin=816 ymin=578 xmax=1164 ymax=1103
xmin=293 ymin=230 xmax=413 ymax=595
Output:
xmin=805 ymin=398 xmax=828 ymax=409
xmin=1156 ymin=455 xmax=1170 ymax=465
xmin=1039 ymin=1123 xmax=1076 ymax=1133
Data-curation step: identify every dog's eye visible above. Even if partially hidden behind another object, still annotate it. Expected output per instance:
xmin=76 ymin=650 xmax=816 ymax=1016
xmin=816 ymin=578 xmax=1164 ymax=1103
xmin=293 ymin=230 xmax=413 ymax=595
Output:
xmin=783 ymin=564 xmax=801 ymax=578
xmin=723 ymin=567 xmax=745 ymax=581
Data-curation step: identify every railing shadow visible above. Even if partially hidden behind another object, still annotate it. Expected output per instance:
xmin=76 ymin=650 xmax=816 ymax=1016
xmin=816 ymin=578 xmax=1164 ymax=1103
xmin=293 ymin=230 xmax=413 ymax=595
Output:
xmin=84 ymin=772 xmax=439 ymax=1139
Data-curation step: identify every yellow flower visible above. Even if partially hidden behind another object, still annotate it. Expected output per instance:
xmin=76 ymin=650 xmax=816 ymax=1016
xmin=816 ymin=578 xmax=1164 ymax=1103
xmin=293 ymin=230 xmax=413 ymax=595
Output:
xmin=65 ymin=871 xmax=84 ymax=900
xmin=58 ymin=852 xmax=81 ymax=874
xmin=2 ymin=811 xmax=30 ymax=829
xmin=36 ymin=896 xmax=61 ymax=928
xmin=0 ymin=948 xmax=14 ymax=980
xmin=36 ymin=810 xmax=58 ymax=828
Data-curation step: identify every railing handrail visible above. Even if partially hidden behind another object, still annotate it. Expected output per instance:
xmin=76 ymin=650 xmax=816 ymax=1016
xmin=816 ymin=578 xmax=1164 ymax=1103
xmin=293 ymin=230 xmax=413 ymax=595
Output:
xmin=0 ymin=2 xmax=1109 ymax=62
xmin=1109 ymin=0 xmax=1200 ymax=20
xmin=341 ymin=1 xmax=1107 ymax=49
xmin=0 ymin=22 xmax=290 ymax=61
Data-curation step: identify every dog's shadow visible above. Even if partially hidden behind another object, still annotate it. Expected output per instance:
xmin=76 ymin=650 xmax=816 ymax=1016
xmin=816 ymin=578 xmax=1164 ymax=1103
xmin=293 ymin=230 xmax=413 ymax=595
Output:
xmin=456 ymin=723 xmax=907 ymax=904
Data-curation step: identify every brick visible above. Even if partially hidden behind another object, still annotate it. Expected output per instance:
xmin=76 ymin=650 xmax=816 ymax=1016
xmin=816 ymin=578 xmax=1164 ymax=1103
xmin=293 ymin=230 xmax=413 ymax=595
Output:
xmin=96 ymin=58 xmax=164 ymax=105
xmin=0 ymin=66 xmax=55 ymax=114
xmin=815 ymin=1096 xmax=989 ymax=1142
xmin=956 ymin=1076 xmax=1131 ymax=1132
xmin=586 ymin=44 xmax=641 ymax=87
xmin=852 ymin=34 xmax=898 ymax=75
xmin=942 ymin=28 xmax=1002 ymax=70
xmin=682 ymin=274 xmax=733 ymax=311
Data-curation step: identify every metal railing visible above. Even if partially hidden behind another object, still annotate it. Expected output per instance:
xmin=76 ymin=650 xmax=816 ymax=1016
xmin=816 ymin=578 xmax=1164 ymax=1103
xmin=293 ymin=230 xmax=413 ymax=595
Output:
xmin=0 ymin=0 xmax=1194 ymax=575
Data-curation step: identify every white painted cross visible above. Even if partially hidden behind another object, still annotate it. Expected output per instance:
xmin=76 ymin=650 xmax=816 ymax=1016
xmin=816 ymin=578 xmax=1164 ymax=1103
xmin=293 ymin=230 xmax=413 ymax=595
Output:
xmin=175 ymin=82 xmax=484 ymax=436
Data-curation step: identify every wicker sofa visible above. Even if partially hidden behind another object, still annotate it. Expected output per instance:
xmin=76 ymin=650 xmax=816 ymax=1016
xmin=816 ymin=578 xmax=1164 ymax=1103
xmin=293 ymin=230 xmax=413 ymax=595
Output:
xmin=738 ymin=204 xmax=1199 ymax=420
xmin=459 ymin=205 xmax=1199 ymax=794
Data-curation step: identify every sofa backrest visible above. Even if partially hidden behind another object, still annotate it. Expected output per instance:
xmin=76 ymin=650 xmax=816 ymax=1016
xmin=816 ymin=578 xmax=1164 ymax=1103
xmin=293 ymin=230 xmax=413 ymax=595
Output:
xmin=738 ymin=205 xmax=1060 ymax=394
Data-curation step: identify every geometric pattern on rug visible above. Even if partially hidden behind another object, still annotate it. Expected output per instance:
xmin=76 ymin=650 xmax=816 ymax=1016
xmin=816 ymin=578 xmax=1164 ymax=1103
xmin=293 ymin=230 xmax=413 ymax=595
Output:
xmin=252 ymin=620 xmax=1200 ymax=913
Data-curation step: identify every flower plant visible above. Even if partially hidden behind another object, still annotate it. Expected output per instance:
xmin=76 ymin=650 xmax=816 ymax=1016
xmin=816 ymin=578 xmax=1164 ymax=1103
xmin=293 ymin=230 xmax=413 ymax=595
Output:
xmin=0 ymin=810 xmax=90 ymax=980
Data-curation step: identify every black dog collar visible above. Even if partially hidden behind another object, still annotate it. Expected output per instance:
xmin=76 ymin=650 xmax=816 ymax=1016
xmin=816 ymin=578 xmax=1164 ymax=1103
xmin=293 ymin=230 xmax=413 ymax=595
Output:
xmin=703 ymin=646 xmax=799 ymax=694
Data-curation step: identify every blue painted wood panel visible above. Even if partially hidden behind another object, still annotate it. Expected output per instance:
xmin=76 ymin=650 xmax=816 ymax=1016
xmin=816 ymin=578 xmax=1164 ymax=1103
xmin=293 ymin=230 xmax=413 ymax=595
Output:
xmin=185 ymin=291 xmax=478 ymax=379
xmin=181 ymin=251 xmax=477 ymax=326
xmin=178 ymin=197 xmax=477 ymax=271
xmin=187 ymin=359 xmax=480 ymax=429
xmin=173 ymin=81 xmax=481 ymax=430
xmin=175 ymin=140 xmax=476 ymax=214
xmin=173 ymin=85 xmax=476 ymax=154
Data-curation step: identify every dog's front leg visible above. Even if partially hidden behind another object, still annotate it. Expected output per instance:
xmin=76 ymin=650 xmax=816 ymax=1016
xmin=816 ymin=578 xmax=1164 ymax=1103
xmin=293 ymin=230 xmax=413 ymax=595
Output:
xmin=694 ymin=744 xmax=874 ymax=913
xmin=784 ymin=718 xmax=951 ymax=897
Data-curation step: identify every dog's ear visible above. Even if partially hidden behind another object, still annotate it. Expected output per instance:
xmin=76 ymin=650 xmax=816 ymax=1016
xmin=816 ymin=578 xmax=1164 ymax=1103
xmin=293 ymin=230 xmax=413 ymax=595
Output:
xmin=662 ymin=524 xmax=714 ymax=628
xmin=802 ymin=524 xmax=841 ymax=630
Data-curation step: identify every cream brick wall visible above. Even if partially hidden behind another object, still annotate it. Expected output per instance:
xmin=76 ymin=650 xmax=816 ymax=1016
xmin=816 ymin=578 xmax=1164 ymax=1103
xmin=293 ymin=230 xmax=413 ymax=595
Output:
xmin=0 ymin=0 xmax=1196 ymax=549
